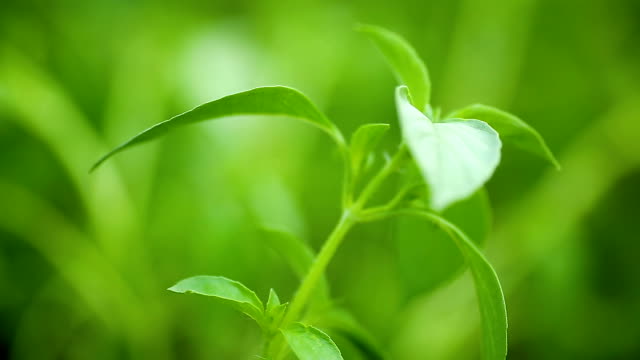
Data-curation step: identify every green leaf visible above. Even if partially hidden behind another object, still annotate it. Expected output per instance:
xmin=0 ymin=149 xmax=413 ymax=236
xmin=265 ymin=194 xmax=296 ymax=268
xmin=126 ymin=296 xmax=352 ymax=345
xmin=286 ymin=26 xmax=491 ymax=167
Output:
xmin=265 ymin=289 xmax=287 ymax=333
xmin=266 ymin=288 xmax=282 ymax=311
xmin=401 ymin=210 xmax=507 ymax=360
xmin=320 ymin=308 xmax=386 ymax=360
xmin=449 ymin=104 xmax=560 ymax=169
xmin=350 ymin=123 xmax=390 ymax=179
xmin=168 ymin=276 xmax=264 ymax=324
xmin=261 ymin=227 xmax=331 ymax=304
xmin=395 ymin=190 xmax=491 ymax=298
xmin=282 ymin=323 xmax=344 ymax=360
xmin=357 ymin=24 xmax=431 ymax=111
xmin=91 ymin=86 xmax=343 ymax=171
xmin=261 ymin=228 xmax=315 ymax=279
xmin=396 ymin=86 xmax=501 ymax=211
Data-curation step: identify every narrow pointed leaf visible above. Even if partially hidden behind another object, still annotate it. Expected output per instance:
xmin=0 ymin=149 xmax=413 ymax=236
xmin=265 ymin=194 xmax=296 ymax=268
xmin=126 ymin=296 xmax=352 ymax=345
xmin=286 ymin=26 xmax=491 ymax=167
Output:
xmin=350 ymin=123 xmax=390 ymax=178
xmin=400 ymin=210 xmax=507 ymax=360
xmin=282 ymin=323 xmax=344 ymax=360
xmin=266 ymin=288 xmax=282 ymax=311
xmin=396 ymin=86 xmax=501 ymax=210
xmin=168 ymin=275 xmax=264 ymax=324
xmin=358 ymin=24 xmax=431 ymax=111
xmin=265 ymin=289 xmax=287 ymax=333
xmin=449 ymin=104 xmax=560 ymax=169
xmin=91 ymin=86 xmax=343 ymax=171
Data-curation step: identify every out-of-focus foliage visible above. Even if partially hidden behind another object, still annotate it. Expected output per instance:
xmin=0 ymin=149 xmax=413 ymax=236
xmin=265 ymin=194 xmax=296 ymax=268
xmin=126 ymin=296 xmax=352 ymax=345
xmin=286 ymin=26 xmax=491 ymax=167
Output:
xmin=0 ymin=0 xmax=639 ymax=359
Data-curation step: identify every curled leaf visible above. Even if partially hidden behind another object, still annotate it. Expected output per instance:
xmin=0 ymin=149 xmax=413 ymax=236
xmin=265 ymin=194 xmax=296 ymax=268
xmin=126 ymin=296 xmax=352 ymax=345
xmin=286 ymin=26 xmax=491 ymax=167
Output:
xmin=396 ymin=86 xmax=501 ymax=210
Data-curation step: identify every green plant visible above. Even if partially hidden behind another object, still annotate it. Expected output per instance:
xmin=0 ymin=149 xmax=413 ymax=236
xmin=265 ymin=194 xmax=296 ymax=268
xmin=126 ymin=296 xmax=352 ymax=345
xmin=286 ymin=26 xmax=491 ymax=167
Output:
xmin=91 ymin=25 xmax=558 ymax=360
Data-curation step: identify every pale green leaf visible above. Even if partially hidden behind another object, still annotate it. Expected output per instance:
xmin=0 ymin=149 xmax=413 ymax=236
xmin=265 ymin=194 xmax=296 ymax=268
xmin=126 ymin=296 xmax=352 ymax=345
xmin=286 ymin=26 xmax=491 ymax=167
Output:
xmin=350 ymin=123 xmax=390 ymax=178
xmin=282 ymin=323 xmax=344 ymax=360
xmin=168 ymin=275 xmax=264 ymax=324
xmin=400 ymin=210 xmax=507 ymax=360
xmin=449 ymin=104 xmax=560 ymax=169
xmin=91 ymin=86 xmax=343 ymax=171
xmin=357 ymin=24 xmax=431 ymax=111
xmin=396 ymin=86 xmax=501 ymax=210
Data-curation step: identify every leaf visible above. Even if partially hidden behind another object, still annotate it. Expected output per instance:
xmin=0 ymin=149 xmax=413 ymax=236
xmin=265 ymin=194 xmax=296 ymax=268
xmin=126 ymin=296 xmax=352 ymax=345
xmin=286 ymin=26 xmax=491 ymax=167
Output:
xmin=320 ymin=308 xmax=386 ymax=360
xmin=266 ymin=288 xmax=282 ymax=311
xmin=449 ymin=104 xmax=560 ymax=169
xmin=401 ymin=210 xmax=507 ymax=360
xmin=357 ymin=24 xmax=431 ymax=111
xmin=265 ymin=289 xmax=287 ymax=333
xmin=282 ymin=323 xmax=344 ymax=360
xmin=91 ymin=86 xmax=343 ymax=171
xmin=395 ymin=190 xmax=491 ymax=298
xmin=261 ymin=227 xmax=331 ymax=304
xmin=350 ymin=123 xmax=390 ymax=178
xmin=396 ymin=86 xmax=501 ymax=211
xmin=168 ymin=276 xmax=264 ymax=324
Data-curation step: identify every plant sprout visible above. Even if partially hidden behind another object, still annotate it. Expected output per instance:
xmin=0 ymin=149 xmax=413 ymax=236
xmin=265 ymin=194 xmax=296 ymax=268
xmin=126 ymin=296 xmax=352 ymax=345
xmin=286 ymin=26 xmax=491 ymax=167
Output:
xmin=92 ymin=24 xmax=558 ymax=360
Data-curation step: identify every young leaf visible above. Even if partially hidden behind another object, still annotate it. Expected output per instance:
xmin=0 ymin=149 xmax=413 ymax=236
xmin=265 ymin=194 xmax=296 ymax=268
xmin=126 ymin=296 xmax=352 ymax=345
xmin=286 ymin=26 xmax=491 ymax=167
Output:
xmin=449 ymin=104 xmax=560 ymax=169
xmin=400 ymin=210 xmax=507 ymax=360
xmin=350 ymin=123 xmax=390 ymax=178
xmin=265 ymin=289 xmax=287 ymax=332
xmin=396 ymin=86 xmax=501 ymax=211
xmin=91 ymin=86 xmax=343 ymax=171
xmin=357 ymin=24 xmax=431 ymax=111
xmin=168 ymin=275 xmax=264 ymax=324
xmin=266 ymin=288 xmax=282 ymax=311
xmin=282 ymin=323 xmax=344 ymax=360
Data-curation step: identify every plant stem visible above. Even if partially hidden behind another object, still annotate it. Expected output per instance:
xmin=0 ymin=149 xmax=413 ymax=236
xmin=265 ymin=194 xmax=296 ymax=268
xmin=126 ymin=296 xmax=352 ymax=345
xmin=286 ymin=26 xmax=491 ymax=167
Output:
xmin=281 ymin=210 xmax=356 ymax=326
xmin=270 ymin=145 xmax=409 ymax=359
xmin=354 ymin=144 xmax=408 ymax=208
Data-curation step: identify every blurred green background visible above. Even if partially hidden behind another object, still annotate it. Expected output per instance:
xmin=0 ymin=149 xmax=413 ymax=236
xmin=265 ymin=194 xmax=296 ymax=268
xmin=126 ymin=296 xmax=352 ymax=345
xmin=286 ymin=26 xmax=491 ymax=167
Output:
xmin=1 ymin=0 xmax=639 ymax=359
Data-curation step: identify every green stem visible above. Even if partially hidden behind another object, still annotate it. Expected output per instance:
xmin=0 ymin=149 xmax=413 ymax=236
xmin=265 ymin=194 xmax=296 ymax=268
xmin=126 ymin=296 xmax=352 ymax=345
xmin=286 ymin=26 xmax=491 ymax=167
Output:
xmin=269 ymin=145 xmax=409 ymax=359
xmin=281 ymin=210 xmax=356 ymax=326
xmin=354 ymin=144 xmax=408 ymax=209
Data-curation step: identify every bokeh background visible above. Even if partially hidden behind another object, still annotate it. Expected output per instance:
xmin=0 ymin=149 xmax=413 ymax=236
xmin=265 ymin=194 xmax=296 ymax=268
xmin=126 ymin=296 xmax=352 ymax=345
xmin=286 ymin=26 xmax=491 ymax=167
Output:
xmin=1 ymin=0 xmax=639 ymax=359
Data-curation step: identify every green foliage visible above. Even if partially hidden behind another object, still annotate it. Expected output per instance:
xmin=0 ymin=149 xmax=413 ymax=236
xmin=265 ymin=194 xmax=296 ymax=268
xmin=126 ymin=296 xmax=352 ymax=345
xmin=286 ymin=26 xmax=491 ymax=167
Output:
xmin=318 ymin=308 xmax=386 ymax=360
xmin=261 ymin=227 xmax=331 ymax=307
xmin=349 ymin=123 xmax=390 ymax=180
xmin=89 ymin=24 xmax=559 ymax=360
xmin=399 ymin=210 xmax=507 ymax=360
xmin=265 ymin=289 xmax=288 ymax=334
xmin=91 ymin=86 xmax=344 ymax=172
xmin=357 ymin=24 xmax=431 ymax=111
xmin=396 ymin=190 xmax=491 ymax=297
xmin=168 ymin=276 xmax=264 ymax=325
xmin=449 ymin=104 xmax=560 ymax=169
xmin=396 ymin=86 xmax=501 ymax=210
xmin=282 ymin=323 xmax=344 ymax=360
